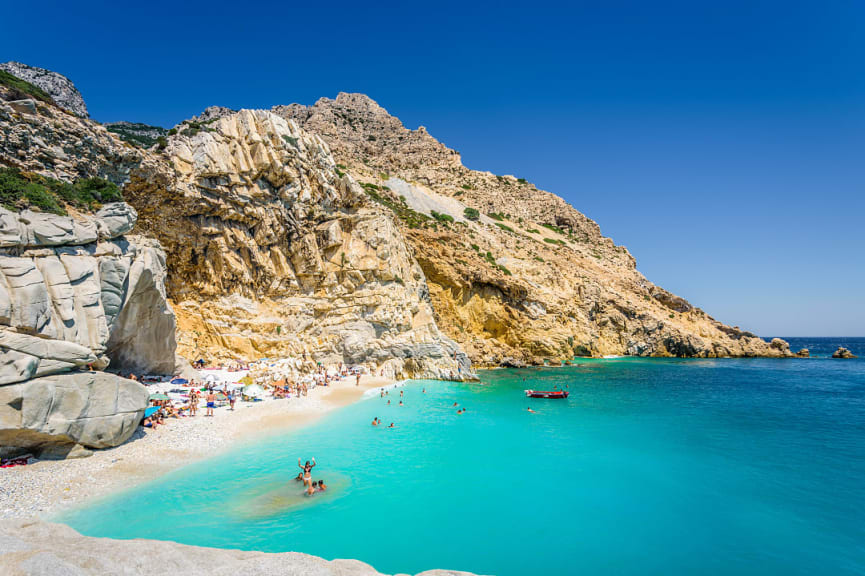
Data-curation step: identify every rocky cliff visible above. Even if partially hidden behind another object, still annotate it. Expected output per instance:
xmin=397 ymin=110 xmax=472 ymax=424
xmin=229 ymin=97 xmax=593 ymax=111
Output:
xmin=124 ymin=108 xmax=468 ymax=379
xmin=279 ymin=94 xmax=792 ymax=364
xmin=0 ymin=62 xmax=88 ymax=118
xmin=0 ymin=200 xmax=176 ymax=457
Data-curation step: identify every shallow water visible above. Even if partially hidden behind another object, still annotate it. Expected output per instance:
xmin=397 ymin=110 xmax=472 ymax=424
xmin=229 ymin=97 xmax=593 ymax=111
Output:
xmin=60 ymin=353 xmax=865 ymax=575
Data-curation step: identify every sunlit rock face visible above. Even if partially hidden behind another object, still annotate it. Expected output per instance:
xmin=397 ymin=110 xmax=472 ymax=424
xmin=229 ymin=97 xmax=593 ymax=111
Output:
xmin=125 ymin=109 xmax=467 ymax=379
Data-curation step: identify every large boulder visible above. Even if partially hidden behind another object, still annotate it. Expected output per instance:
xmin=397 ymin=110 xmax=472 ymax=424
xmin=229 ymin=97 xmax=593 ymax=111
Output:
xmin=832 ymin=347 xmax=857 ymax=359
xmin=0 ymin=371 xmax=148 ymax=458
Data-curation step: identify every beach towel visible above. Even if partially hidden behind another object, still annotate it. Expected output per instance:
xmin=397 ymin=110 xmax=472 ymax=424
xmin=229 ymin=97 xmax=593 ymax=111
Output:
xmin=0 ymin=457 xmax=30 ymax=468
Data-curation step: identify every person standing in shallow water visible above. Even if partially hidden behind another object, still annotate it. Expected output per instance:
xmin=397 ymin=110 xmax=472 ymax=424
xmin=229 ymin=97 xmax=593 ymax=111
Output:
xmin=298 ymin=457 xmax=316 ymax=488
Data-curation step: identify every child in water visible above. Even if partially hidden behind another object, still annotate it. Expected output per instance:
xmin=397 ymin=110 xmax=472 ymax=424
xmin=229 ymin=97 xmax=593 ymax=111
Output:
xmin=317 ymin=480 xmax=327 ymax=492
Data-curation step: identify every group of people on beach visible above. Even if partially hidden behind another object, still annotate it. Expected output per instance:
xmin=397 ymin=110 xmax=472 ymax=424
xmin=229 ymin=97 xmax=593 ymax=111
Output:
xmin=295 ymin=457 xmax=327 ymax=496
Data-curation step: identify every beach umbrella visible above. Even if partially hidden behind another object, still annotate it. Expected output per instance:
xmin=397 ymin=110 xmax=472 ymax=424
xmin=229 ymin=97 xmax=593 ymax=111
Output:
xmin=170 ymin=378 xmax=189 ymax=385
xmin=149 ymin=393 xmax=169 ymax=401
xmin=144 ymin=407 xmax=160 ymax=418
xmin=242 ymin=383 xmax=265 ymax=399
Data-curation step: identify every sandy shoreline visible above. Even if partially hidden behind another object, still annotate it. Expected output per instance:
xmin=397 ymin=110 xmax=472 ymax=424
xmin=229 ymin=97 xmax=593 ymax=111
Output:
xmin=0 ymin=374 xmax=394 ymax=520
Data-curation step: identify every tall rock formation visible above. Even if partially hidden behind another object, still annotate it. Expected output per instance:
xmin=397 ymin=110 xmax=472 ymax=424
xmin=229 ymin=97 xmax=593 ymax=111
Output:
xmin=278 ymin=93 xmax=791 ymax=363
xmin=125 ymin=109 xmax=467 ymax=379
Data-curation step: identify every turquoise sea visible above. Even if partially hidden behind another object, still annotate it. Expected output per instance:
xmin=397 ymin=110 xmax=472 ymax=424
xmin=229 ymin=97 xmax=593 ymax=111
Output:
xmin=59 ymin=338 xmax=865 ymax=575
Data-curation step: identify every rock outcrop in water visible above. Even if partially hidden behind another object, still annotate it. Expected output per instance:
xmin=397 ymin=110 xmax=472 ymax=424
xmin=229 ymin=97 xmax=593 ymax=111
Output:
xmin=832 ymin=347 xmax=857 ymax=359
xmin=0 ymin=519 xmax=480 ymax=576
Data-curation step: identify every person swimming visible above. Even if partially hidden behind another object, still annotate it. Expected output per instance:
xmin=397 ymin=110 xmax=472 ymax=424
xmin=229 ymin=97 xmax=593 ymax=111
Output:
xmin=294 ymin=472 xmax=304 ymax=481
xmin=422 ymin=388 xmax=426 ymax=394
xmin=387 ymin=400 xmax=391 ymax=405
xmin=306 ymin=482 xmax=316 ymax=496
xmin=372 ymin=417 xmax=379 ymax=426
xmin=388 ymin=422 xmax=395 ymax=428
xmin=298 ymin=457 xmax=316 ymax=487
xmin=399 ymin=400 xmax=403 ymax=406
xmin=317 ymin=479 xmax=327 ymax=492
xmin=527 ymin=407 xmax=536 ymax=413
xmin=453 ymin=402 xmax=458 ymax=407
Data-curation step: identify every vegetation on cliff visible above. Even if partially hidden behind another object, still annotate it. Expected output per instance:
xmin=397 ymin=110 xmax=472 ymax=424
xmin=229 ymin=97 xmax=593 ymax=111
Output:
xmin=0 ymin=167 xmax=122 ymax=215
xmin=0 ymin=69 xmax=56 ymax=106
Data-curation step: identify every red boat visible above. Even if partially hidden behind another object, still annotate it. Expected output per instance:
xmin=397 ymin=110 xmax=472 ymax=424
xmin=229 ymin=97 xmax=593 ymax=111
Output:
xmin=525 ymin=389 xmax=569 ymax=399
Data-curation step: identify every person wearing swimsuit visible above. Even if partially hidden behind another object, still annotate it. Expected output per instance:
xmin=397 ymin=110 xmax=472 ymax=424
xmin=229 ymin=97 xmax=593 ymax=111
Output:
xmin=298 ymin=457 xmax=316 ymax=487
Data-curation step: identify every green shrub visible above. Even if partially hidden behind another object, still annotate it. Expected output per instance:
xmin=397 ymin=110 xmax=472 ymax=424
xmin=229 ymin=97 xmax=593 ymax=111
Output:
xmin=431 ymin=210 xmax=454 ymax=224
xmin=470 ymin=243 xmax=480 ymax=252
xmin=487 ymin=212 xmax=504 ymax=221
xmin=541 ymin=223 xmax=566 ymax=235
xmin=544 ymin=238 xmax=566 ymax=246
xmin=463 ymin=207 xmax=480 ymax=221
xmin=526 ymin=228 xmax=540 ymax=234
xmin=517 ymin=178 xmax=527 ymax=184
xmin=0 ymin=167 xmax=122 ymax=215
xmin=282 ymin=135 xmax=298 ymax=147
xmin=494 ymin=222 xmax=514 ymax=233
xmin=460 ymin=184 xmax=472 ymax=190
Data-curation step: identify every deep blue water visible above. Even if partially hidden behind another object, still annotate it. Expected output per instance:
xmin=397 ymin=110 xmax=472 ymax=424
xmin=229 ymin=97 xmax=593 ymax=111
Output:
xmin=59 ymin=351 xmax=865 ymax=575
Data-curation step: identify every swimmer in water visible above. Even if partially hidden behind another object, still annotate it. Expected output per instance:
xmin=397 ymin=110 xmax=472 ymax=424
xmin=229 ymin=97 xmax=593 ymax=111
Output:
xmin=317 ymin=479 xmax=327 ymax=492
xmin=527 ymin=407 xmax=536 ymax=413
xmin=372 ymin=417 xmax=379 ymax=426
xmin=422 ymin=388 xmax=426 ymax=394
xmin=453 ymin=402 xmax=458 ymax=407
xmin=294 ymin=472 xmax=303 ymax=481
xmin=387 ymin=400 xmax=391 ymax=405
xmin=298 ymin=457 xmax=316 ymax=488
xmin=307 ymin=483 xmax=316 ymax=496
xmin=388 ymin=422 xmax=395 ymax=428
xmin=399 ymin=400 xmax=403 ymax=406
xmin=457 ymin=408 xmax=463 ymax=414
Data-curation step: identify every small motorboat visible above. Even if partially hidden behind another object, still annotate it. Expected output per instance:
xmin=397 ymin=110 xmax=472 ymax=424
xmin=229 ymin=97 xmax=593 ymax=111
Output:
xmin=525 ymin=389 xmax=569 ymax=399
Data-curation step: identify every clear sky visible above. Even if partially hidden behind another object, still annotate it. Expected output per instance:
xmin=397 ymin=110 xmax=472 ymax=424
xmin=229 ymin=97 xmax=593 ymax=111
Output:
xmin=3 ymin=0 xmax=863 ymax=336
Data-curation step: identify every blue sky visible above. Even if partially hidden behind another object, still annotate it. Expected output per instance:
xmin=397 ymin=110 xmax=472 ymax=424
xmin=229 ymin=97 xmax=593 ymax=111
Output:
xmin=3 ymin=0 xmax=863 ymax=335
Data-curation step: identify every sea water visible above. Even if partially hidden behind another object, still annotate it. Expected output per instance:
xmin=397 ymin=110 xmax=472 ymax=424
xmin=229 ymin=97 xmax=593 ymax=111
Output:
xmin=59 ymin=340 xmax=865 ymax=575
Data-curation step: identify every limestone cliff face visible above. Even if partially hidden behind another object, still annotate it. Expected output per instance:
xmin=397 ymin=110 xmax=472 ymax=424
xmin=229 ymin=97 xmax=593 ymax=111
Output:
xmin=0 ymin=204 xmax=176 ymax=458
xmin=125 ymin=109 xmax=467 ymax=379
xmin=280 ymin=94 xmax=791 ymax=363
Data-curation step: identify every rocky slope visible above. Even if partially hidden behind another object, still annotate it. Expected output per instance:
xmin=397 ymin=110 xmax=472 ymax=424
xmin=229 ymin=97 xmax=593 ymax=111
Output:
xmin=0 ymin=519 xmax=481 ymax=576
xmin=279 ymin=94 xmax=792 ymax=364
xmin=0 ymin=62 xmax=88 ymax=118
